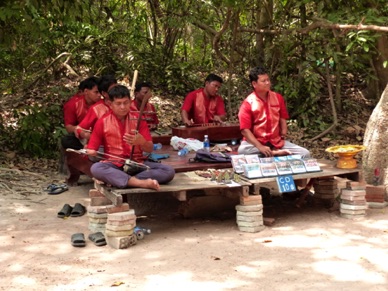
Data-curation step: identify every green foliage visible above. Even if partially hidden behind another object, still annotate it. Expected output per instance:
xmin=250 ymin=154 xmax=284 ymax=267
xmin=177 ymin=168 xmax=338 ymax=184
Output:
xmin=11 ymin=104 xmax=63 ymax=158
xmin=1 ymin=0 xmax=387 ymax=158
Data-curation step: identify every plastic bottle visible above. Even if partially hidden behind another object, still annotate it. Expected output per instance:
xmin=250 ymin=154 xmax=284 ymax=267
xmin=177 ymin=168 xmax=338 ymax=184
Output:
xmin=178 ymin=148 xmax=189 ymax=156
xmin=153 ymin=143 xmax=162 ymax=150
xmin=203 ymin=135 xmax=210 ymax=152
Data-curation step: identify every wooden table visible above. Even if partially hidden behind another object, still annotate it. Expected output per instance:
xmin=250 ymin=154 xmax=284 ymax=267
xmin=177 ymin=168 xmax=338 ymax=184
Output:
xmin=156 ymin=145 xmax=234 ymax=172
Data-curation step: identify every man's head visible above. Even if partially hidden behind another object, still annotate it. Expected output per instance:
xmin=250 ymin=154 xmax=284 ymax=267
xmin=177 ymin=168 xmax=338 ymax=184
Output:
xmin=249 ymin=66 xmax=271 ymax=93
xmin=98 ymin=75 xmax=117 ymax=100
xmin=134 ymin=82 xmax=152 ymax=104
xmin=203 ymin=73 xmax=223 ymax=98
xmin=108 ymin=85 xmax=131 ymax=119
xmin=82 ymin=76 xmax=101 ymax=104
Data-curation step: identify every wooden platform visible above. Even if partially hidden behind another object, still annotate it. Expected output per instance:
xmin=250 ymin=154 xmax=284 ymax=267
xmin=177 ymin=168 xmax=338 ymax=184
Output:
xmin=94 ymin=159 xmax=361 ymax=206
xmin=94 ymin=171 xmax=251 ymax=206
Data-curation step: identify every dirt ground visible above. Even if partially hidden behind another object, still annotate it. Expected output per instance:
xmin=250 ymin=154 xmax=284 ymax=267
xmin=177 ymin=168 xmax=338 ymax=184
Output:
xmin=1 ymin=169 xmax=388 ymax=291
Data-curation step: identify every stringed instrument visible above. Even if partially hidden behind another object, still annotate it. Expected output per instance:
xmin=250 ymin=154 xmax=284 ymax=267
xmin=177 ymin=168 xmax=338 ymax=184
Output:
xmin=172 ymin=123 xmax=242 ymax=142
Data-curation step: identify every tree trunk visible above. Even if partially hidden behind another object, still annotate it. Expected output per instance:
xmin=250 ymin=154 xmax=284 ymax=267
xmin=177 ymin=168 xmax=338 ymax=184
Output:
xmin=362 ymin=83 xmax=388 ymax=186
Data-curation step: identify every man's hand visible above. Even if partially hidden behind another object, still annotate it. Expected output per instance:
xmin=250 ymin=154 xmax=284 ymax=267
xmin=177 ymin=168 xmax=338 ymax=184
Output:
xmin=257 ymin=144 xmax=273 ymax=157
xmin=184 ymin=118 xmax=194 ymax=126
xmin=85 ymin=149 xmax=97 ymax=156
xmin=213 ymin=115 xmax=224 ymax=124
xmin=123 ymin=131 xmax=146 ymax=146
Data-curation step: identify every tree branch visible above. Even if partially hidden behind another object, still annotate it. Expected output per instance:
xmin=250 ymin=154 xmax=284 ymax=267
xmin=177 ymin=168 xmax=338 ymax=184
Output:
xmin=238 ymin=19 xmax=388 ymax=35
xmin=213 ymin=8 xmax=232 ymax=65
xmin=310 ymin=59 xmax=338 ymax=141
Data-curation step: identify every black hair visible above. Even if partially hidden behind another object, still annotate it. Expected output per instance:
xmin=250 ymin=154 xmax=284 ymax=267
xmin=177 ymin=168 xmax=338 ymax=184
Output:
xmin=79 ymin=76 xmax=99 ymax=90
xmin=98 ymin=74 xmax=117 ymax=93
xmin=249 ymin=66 xmax=268 ymax=83
xmin=135 ymin=82 xmax=152 ymax=92
xmin=108 ymin=85 xmax=130 ymax=101
xmin=205 ymin=73 xmax=223 ymax=84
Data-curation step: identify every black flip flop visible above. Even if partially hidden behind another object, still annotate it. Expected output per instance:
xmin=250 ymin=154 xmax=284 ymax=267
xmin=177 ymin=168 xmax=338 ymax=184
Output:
xmin=48 ymin=184 xmax=68 ymax=195
xmin=71 ymin=233 xmax=86 ymax=247
xmin=70 ymin=203 xmax=86 ymax=217
xmin=88 ymin=232 xmax=106 ymax=246
xmin=57 ymin=204 xmax=73 ymax=218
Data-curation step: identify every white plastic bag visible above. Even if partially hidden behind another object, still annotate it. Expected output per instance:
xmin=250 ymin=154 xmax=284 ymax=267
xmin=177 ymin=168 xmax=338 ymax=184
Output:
xmin=170 ymin=136 xmax=203 ymax=152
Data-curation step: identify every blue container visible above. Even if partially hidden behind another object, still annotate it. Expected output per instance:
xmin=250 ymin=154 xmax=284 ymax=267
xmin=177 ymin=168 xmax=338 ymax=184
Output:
xmin=178 ymin=148 xmax=189 ymax=156
xmin=203 ymin=135 xmax=210 ymax=152
xmin=153 ymin=143 xmax=162 ymax=150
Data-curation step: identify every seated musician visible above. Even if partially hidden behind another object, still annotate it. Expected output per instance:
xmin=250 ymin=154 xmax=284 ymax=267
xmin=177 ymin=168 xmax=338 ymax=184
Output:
xmin=238 ymin=66 xmax=310 ymax=158
xmin=86 ymin=85 xmax=175 ymax=190
xmin=61 ymin=76 xmax=101 ymax=185
xmin=130 ymin=82 xmax=159 ymax=130
xmin=75 ymin=75 xmax=118 ymax=141
xmin=181 ymin=73 xmax=226 ymax=126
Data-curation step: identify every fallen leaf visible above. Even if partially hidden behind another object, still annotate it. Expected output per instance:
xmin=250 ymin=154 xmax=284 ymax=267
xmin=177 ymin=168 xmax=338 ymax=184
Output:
xmin=111 ymin=281 xmax=125 ymax=287
xmin=263 ymin=240 xmax=272 ymax=243
xmin=211 ymin=256 xmax=221 ymax=260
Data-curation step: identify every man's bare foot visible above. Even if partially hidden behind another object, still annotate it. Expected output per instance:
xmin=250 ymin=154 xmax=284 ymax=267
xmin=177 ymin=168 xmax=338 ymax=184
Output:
xmin=66 ymin=174 xmax=80 ymax=186
xmin=273 ymin=149 xmax=292 ymax=156
xmin=128 ymin=177 xmax=160 ymax=190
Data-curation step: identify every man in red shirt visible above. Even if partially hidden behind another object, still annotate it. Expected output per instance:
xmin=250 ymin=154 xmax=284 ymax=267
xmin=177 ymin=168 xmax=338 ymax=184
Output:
xmin=61 ymin=76 xmax=101 ymax=185
xmin=63 ymin=77 xmax=101 ymax=137
xmin=86 ymin=85 xmax=175 ymax=190
xmin=76 ymin=75 xmax=117 ymax=141
xmin=130 ymin=82 xmax=159 ymax=130
xmin=181 ymin=74 xmax=226 ymax=125
xmin=238 ymin=66 xmax=310 ymax=158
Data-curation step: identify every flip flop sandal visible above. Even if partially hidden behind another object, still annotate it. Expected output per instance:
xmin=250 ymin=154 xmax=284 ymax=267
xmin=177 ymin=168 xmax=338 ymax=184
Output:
xmin=70 ymin=203 xmax=86 ymax=217
xmin=88 ymin=232 xmax=106 ymax=246
xmin=57 ymin=204 xmax=73 ymax=218
xmin=71 ymin=233 xmax=86 ymax=247
xmin=48 ymin=184 xmax=68 ymax=195
xmin=44 ymin=184 xmax=58 ymax=192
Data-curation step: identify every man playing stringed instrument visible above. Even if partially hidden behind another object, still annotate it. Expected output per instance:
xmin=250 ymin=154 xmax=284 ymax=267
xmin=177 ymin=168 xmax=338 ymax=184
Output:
xmin=86 ymin=85 xmax=175 ymax=190
xmin=130 ymin=82 xmax=159 ymax=130
xmin=181 ymin=73 xmax=226 ymax=126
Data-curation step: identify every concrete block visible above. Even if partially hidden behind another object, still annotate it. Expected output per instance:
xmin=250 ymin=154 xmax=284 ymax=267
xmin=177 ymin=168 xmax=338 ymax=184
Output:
xmin=340 ymin=208 xmax=366 ymax=215
xmin=341 ymin=199 xmax=366 ymax=205
xmin=88 ymin=222 xmax=106 ymax=233
xmin=106 ymin=234 xmax=137 ymax=249
xmin=340 ymin=194 xmax=366 ymax=201
xmin=88 ymin=212 xmax=108 ymax=219
xmin=367 ymin=201 xmax=388 ymax=208
xmin=236 ymin=210 xmax=263 ymax=217
xmin=238 ymin=225 xmax=265 ymax=233
xmin=235 ymin=204 xmax=263 ymax=212
xmin=105 ymin=223 xmax=135 ymax=232
xmin=106 ymin=203 xmax=130 ymax=214
xmin=341 ymin=189 xmax=366 ymax=197
xmin=240 ymin=195 xmax=262 ymax=205
xmin=107 ymin=210 xmax=136 ymax=221
xmin=89 ymin=189 xmax=105 ymax=198
xmin=88 ymin=217 xmax=108 ymax=224
xmin=87 ymin=205 xmax=108 ymax=214
xmin=105 ymin=229 xmax=134 ymax=237
xmin=90 ymin=196 xmax=113 ymax=207
xmin=236 ymin=215 xmax=263 ymax=223
xmin=366 ymin=185 xmax=386 ymax=196
xmin=340 ymin=213 xmax=365 ymax=219
xmin=106 ymin=218 xmax=136 ymax=226
xmin=340 ymin=203 xmax=368 ymax=210
xmin=346 ymin=181 xmax=366 ymax=190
